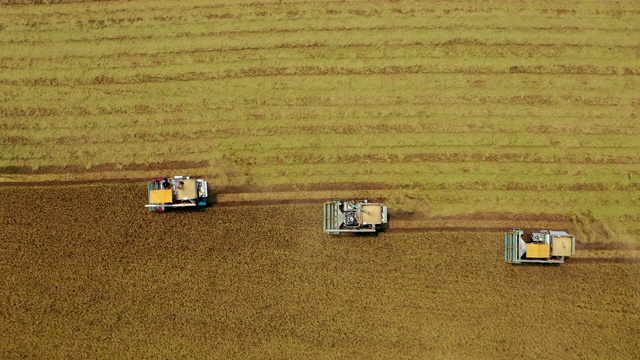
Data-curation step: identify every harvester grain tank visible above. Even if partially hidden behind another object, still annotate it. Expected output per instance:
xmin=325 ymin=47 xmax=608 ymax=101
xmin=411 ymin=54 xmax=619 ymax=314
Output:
xmin=323 ymin=199 xmax=388 ymax=234
xmin=146 ymin=176 xmax=208 ymax=211
xmin=505 ymin=228 xmax=576 ymax=264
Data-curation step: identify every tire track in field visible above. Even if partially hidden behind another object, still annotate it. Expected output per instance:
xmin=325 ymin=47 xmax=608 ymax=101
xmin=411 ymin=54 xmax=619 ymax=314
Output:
xmin=0 ymin=180 xmax=637 ymax=258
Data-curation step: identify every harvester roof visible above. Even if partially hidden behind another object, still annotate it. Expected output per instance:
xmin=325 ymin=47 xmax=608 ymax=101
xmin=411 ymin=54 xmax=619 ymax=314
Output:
xmin=176 ymin=178 xmax=197 ymax=200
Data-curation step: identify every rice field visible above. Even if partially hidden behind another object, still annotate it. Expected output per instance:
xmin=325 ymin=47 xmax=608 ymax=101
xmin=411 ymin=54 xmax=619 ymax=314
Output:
xmin=2 ymin=0 xmax=640 ymax=238
xmin=1 ymin=0 xmax=640 ymax=358
xmin=1 ymin=184 xmax=639 ymax=359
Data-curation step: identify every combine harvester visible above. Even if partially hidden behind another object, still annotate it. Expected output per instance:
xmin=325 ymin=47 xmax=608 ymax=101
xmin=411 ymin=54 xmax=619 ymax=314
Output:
xmin=505 ymin=228 xmax=576 ymax=264
xmin=146 ymin=176 xmax=208 ymax=212
xmin=323 ymin=199 xmax=388 ymax=234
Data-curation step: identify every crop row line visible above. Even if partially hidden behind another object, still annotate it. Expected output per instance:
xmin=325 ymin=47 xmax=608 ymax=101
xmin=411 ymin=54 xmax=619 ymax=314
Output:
xmin=3 ymin=0 xmax=636 ymax=16
xmin=3 ymin=29 xmax=638 ymax=53
xmin=4 ymin=41 xmax=639 ymax=64
xmin=1 ymin=102 xmax=632 ymax=117
xmin=5 ymin=163 xmax=639 ymax=179
xmin=5 ymin=121 xmax=640 ymax=138
xmin=4 ymin=131 xmax=639 ymax=147
xmin=3 ymin=81 xmax=635 ymax=107
xmin=11 ymin=117 xmax=636 ymax=133
xmin=8 ymin=141 xmax=639 ymax=152
xmin=6 ymin=23 xmax=640 ymax=45
xmin=1 ymin=98 xmax=637 ymax=117
xmin=3 ymin=177 xmax=639 ymax=200
xmin=5 ymin=127 xmax=639 ymax=138
xmin=2 ymin=163 xmax=639 ymax=193
xmin=3 ymin=66 xmax=639 ymax=88
xmin=10 ymin=19 xmax=640 ymax=36
xmin=5 ymin=52 xmax=637 ymax=73
xmin=5 ymin=160 xmax=639 ymax=174
xmin=7 ymin=148 xmax=639 ymax=165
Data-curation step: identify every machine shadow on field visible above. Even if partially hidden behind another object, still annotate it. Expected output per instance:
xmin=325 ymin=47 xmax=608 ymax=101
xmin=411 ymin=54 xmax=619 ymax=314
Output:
xmin=206 ymin=190 xmax=218 ymax=207
xmin=351 ymin=232 xmax=382 ymax=238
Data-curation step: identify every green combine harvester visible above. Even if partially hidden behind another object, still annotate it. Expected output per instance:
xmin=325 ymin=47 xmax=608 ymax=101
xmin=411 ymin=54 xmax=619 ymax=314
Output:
xmin=505 ymin=228 xmax=576 ymax=264
xmin=323 ymin=199 xmax=388 ymax=234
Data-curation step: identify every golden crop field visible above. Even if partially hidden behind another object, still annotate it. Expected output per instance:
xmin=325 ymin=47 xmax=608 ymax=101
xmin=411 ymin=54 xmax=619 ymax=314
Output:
xmin=1 ymin=0 xmax=639 ymax=358
xmin=1 ymin=0 xmax=639 ymax=239
xmin=1 ymin=185 xmax=639 ymax=359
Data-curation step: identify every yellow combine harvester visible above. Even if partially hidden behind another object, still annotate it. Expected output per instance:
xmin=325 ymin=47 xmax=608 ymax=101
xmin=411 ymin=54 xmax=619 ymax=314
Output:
xmin=146 ymin=176 xmax=208 ymax=212
xmin=505 ymin=229 xmax=576 ymax=264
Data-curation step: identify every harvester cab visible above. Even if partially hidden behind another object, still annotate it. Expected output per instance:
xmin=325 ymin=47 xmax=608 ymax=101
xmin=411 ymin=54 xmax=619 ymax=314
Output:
xmin=146 ymin=176 xmax=208 ymax=211
xmin=505 ymin=228 xmax=576 ymax=264
xmin=323 ymin=199 xmax=388 ymax=234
